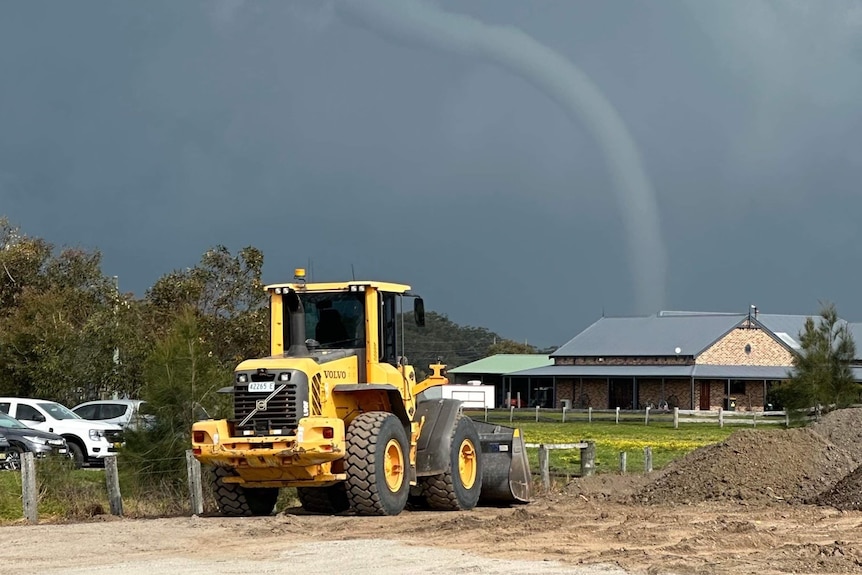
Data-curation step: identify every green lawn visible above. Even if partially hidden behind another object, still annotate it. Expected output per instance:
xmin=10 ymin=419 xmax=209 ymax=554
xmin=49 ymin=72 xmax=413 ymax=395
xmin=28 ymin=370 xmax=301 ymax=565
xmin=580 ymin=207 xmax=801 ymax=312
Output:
xmin=516 ymin=420 xmax=735 ymax=475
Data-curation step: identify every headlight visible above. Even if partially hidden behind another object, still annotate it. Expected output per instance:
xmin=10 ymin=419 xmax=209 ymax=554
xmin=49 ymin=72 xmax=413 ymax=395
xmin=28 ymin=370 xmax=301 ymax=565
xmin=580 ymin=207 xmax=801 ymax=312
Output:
xmin=47 ymin=439 xmax=66 ymax=447
xmin=23 ymin=435 xmax=46 ymax=445
xmin=89 ymin=429 xmax=105 ymax=441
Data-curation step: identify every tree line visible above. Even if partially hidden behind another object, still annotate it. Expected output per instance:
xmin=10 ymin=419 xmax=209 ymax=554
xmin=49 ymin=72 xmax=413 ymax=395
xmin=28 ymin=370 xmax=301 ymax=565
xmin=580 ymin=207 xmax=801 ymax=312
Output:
xmin=0 ymin=217 xmax=549 ymax=409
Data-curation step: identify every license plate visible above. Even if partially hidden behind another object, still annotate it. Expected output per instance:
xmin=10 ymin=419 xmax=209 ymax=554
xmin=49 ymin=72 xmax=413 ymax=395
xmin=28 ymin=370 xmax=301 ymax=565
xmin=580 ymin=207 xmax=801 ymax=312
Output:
xmin=0 ymin=453 xmax=6 ymax=460
xmin=58 ymin=449 xmax=67 ymax=454
xmin=248 ymin=381 xmax=275 ymax=393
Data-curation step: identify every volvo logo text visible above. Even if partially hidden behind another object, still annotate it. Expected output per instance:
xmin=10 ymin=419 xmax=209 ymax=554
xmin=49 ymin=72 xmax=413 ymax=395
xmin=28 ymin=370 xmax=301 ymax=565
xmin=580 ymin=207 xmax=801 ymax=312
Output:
xmin=323 ymin=370 xmax=348 ymax=379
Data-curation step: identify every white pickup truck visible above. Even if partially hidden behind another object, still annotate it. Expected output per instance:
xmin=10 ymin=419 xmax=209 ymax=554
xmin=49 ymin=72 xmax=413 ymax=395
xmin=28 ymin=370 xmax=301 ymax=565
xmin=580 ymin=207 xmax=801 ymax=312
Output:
xmin=0 ymin=397 xmax=123 ymax=467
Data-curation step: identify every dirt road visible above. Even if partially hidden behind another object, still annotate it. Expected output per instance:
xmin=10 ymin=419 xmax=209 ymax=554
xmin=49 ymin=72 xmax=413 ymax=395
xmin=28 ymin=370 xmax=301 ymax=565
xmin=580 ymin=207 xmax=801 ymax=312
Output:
xmin=2 ymin=495 xmax=861 ymax=575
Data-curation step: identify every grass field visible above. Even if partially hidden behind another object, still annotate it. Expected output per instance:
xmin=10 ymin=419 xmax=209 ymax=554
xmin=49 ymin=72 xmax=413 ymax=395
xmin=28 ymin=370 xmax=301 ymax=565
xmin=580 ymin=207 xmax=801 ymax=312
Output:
xmin=514 ymin=420 xmax=735 ymax=477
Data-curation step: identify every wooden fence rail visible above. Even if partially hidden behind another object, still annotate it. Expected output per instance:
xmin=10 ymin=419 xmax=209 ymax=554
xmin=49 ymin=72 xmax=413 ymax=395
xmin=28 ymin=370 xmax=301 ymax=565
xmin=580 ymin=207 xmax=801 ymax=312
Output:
xmin=468 ymin=406 xmax=799 ymax=427
xmin=525 ymin=441 xmax=595 ymax=491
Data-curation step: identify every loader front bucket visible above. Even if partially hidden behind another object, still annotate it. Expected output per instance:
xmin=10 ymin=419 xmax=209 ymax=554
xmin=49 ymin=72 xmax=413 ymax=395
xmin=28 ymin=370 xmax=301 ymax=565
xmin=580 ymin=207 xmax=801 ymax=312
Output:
xmin=472 ymin=420 xmax=532 ymax=504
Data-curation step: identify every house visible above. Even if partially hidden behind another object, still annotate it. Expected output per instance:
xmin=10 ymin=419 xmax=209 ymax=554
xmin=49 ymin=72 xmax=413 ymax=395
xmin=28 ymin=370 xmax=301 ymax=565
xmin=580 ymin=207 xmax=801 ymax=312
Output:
xmin=501 ymin=310 xmax=862 ymax=411
xmin=446 ymin=354 xmax=553 ymax=408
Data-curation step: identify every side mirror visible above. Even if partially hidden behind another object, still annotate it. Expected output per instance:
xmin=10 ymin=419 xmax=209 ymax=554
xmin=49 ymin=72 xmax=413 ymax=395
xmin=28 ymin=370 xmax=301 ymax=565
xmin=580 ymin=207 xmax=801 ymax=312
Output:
xmin=414 ymin=298 xmax=425 ymax=327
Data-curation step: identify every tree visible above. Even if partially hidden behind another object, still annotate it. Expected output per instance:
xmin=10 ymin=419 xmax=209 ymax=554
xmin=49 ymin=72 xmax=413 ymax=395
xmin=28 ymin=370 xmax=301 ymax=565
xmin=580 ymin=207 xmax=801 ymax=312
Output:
xmin=774 ymin=302 xmax=858 ymax=417
xmin=145 ymin=245 xmax=268 ymax=369
xmin=122 ymin=310 xmax=231 ymax=487
xmin=0 ymin=219 xmax=144 ymax=402
xmin=486 ymin=339 xmax=538 ymax=355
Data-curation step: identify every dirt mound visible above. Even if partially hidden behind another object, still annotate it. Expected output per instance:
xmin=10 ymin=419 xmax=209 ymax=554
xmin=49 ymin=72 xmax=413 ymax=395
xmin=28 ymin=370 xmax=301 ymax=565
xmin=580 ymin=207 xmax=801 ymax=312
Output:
xmin=633 ymin=408 xmax=862 ymax=507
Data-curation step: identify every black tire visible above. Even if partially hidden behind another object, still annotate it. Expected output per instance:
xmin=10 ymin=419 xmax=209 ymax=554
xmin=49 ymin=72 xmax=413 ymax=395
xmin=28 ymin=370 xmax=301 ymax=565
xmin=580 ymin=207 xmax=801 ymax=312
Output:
xmin=345 ymin=412 xmax=410 ymax=516
xmin=211 ymin=466 xmax=279 ymax=516
xmin=5 ymin=445 xmax=23 ymax=471
xmin=67 ymin=442 xmax=85 ymax=469
xmin=297 ymin=484 xmax=350 ymax=514
xmin=420 ymin=415 xmax=483 ymax=511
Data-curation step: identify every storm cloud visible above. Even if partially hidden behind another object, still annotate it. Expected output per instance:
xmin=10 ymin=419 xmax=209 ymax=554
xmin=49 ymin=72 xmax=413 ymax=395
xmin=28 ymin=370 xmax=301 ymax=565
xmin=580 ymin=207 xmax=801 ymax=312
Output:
xmin=2 ymin=1 xmax=862 ymax=348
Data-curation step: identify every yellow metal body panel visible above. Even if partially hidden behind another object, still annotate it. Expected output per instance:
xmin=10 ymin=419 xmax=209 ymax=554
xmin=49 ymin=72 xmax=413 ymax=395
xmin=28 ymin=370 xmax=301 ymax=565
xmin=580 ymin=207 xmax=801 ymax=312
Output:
xmin=266 ymin=279 xmax=412 ymax=294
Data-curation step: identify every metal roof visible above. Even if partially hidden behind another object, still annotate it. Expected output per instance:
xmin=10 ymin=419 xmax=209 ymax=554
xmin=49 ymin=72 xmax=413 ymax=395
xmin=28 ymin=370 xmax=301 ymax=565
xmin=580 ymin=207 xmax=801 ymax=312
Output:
xmin=550 ymin=313 xmax=745 ymax=358
xmin=511 ymin=363 xmax=862 ymax=382
xmin=752 ymin=314 xmax=813 ymax=350
xmin=448 ymin=354 xmax=553 ymax=375
xmin=508 ymin=365 xmax=694 ymax=378
xmin=692 ymin=365 xmax=794 ymax=379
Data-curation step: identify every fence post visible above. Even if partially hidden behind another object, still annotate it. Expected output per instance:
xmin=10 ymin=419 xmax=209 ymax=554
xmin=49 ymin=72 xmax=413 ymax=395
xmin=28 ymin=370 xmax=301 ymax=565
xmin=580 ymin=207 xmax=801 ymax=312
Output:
xmin=785 ymin=411 xmax=790 ymax=427
xmin=644 ymin=446 xmax=653 ymax=473
xmin=105 ymin=455 xmax=123 ymax=516
xmin=484 ymin=406 xmax=488 ymax=422
xmin=562 ymin=406 xmax=567 ymax=423
xmin=645 ymin=405 xmax=650 ymax=425
xmin=718 ymin=407 xmax=724 ymax=428
xmin=509 ymin=406 xmax=514 ymax=423
xmin=535 ymin=405 xmax=540 ymax=423
xmin=619 ymin=451 xmax=627 ymax=473
xmin=673 ymin=406 xmax=679 ymax=429
xmin=517 ymin=392 xmax=521 ymax=409
xmin=615 ymin=406 xmax=620 ymax=424
xmin=580 ymin=441 xmax=596 ymax=477
xmin=588 ymin=407 xmax=593 ymax=423
xmin=21 ymin=452 xmax=37 ymax=524
xmin=538 ymin=444 xmax=550 ymax=492
xmin=752 ymin=410 xmax=757 ymax=428
xmin=186 ymin=450 xmax=204 ymax=516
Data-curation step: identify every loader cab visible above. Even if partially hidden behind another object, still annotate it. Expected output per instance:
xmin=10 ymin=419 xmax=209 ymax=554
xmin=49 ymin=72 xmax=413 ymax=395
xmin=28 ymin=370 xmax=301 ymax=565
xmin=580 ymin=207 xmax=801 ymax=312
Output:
xmin=286 ymin=292 xmax=366 ymax=350
xmin=268 ymin=275 xmax=425 ymax=370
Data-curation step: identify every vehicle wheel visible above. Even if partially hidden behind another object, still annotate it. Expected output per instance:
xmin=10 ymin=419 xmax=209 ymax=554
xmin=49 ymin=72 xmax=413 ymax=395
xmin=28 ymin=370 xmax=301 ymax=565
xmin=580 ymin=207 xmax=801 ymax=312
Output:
xmin=5 ymin=445 xmax=23 ymax=471
xmin=420 ymin=415 xmax=483 ymax=511
xmin=211 ymin=466 xmax=278 ymax=517
xmin=67 ymin=442 xmax=85 ymax=469
xmin=345 ymin=412 xmax=410 ymax=516
xmin=297 ymin=484 xmax=350 ymax=514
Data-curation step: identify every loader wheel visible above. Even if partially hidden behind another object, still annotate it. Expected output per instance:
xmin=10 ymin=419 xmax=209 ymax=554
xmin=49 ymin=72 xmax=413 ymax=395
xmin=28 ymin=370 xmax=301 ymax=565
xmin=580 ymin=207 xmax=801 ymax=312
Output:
xmin=420 ymin=415 xmax=483 ymax=511
xmin=297 ymin=484 xmax=350 ymax=514
xmin=211 ymin=466 xmax=278 ymax=517
xmin=345 ymin=412 xmax=410 ymax=516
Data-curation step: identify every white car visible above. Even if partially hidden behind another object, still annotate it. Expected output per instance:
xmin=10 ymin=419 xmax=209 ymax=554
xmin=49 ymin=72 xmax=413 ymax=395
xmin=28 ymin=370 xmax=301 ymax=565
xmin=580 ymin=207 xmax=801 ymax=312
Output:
xmin=0 ymin=398 xmax=123 ymax=468
xmin=72 ymin=399 xmax=153 ymax=431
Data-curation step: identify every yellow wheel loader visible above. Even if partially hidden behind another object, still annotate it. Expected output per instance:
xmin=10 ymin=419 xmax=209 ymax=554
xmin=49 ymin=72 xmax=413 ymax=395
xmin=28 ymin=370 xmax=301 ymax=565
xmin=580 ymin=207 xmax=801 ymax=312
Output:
xmin=191 ymin=270 xmax=531 ymax=516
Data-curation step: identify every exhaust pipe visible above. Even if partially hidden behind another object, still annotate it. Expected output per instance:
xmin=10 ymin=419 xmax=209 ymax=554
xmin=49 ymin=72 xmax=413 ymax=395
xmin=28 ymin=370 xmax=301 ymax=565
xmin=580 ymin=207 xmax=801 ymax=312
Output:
xmin=285 ymin=289 xmax=309 ymax=357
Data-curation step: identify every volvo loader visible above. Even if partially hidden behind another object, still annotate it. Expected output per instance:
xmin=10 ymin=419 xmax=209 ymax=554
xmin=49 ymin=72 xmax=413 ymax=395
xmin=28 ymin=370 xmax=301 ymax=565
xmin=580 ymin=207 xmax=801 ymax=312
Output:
xmin=191 ymin=270 xmax=531 ymax=516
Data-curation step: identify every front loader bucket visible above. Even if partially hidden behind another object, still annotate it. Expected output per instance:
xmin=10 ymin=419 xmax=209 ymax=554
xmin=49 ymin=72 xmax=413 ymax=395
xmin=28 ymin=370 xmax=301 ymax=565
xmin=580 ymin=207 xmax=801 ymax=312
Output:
xmin=472 ymin=420 xmax=532 ymax=504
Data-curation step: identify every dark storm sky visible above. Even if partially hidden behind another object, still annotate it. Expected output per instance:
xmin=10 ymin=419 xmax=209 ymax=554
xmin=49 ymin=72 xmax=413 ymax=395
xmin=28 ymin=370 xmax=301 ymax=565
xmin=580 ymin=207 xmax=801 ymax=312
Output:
xmin=2 ymin=0 xmax=862 ymax=348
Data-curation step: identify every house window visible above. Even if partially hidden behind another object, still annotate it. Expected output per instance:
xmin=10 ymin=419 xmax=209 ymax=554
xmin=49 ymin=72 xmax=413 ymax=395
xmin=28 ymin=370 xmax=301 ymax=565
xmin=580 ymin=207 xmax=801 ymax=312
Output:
xmin=729 ymin=380 xmax=746 ymax=396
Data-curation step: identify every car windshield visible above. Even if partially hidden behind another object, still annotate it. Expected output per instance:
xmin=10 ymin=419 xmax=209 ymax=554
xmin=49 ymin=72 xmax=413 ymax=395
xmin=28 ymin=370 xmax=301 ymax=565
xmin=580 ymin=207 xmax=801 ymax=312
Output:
xmin=38 ymin=402 xmax=81 ymax=420
xmin=0 ymin=413 xmax=28 ymax=429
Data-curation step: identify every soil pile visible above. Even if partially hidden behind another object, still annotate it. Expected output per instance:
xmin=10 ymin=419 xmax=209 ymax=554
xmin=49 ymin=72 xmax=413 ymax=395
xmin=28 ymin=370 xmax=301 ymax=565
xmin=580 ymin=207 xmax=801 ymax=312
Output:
xmin=632 ymin=408 xmax=862 ymax=507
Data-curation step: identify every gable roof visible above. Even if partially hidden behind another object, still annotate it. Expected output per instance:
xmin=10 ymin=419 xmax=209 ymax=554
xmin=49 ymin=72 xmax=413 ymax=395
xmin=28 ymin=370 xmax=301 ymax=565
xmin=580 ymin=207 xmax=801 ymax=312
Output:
xmin=751 ymin=314 xmax=812 ymax=350
xmin=448 ymin=354 xmax=552 ymax=375
xmin=551 ymin=312 xmax=745 ymax=358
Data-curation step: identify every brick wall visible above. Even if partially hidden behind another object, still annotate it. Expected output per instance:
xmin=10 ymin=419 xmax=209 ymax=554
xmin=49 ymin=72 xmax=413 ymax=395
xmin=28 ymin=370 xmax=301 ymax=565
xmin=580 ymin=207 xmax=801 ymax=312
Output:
xmin=694 ymin=378 xmax=768 ymax=412
xmin=557 ymin=380 xmax=574 ymax=408
xmin=696 ymin=328 xmax=794 ymax=366
xmin=579 ymin=379 xmax=609 ymax=409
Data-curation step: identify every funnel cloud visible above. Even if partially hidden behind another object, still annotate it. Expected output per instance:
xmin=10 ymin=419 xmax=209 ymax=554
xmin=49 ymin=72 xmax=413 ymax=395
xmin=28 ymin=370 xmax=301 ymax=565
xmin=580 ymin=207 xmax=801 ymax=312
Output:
xmin=336 ymin=0 xmax=667 ymax=313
